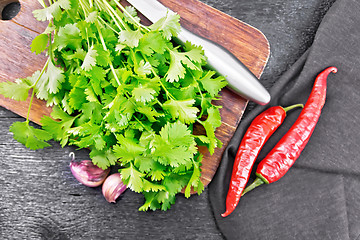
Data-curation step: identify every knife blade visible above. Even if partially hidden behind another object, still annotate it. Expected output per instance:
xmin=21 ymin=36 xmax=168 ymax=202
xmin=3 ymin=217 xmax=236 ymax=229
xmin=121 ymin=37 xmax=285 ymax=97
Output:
xmin=126 ymin=0 xmax=271 ymax=105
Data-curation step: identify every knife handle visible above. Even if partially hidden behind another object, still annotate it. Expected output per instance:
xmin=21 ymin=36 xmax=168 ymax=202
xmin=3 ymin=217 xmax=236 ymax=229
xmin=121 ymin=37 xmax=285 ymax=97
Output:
xmin=176 ymin=28 xmax=270 ymax=105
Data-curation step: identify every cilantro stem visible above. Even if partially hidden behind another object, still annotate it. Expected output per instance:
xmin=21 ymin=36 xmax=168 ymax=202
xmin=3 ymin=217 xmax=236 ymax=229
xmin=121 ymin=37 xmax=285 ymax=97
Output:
xmin=30 ymin=58 xmax=49 ymax=89
xmin=133 ymin=115 xmax=153 ymax=134
xmin=36 ymin=0 xmax=47 ymax=8
xmin=130 ymin=48 xmax=138 ymax=70
xmin=140 ymin=53 xmax=174 ymax=101
xmin=93 ymin=0 xmax=124 ymax=33
xmin=94 ymin=15 xmax=143 ymax=116
xmin=97 ymin=16 xmax=120 ymax=35
xmin=77 ymin=0 xmax=96 ymax=49
xmin=111 ymin=0 xmax=150 ymax=31
xmin=86 ymin=29 xmax=90 ymax=49
xmin=88 ymin=0 xmax=93 ymax=8
xmin=141 ymin=54 xmax=200 ymax=124
xmin=26 ymin=90 xmax=36 ymax=124
xmin=189 ymin=70 xmax=205 ymax=118
xmin=27 ymin=58 xmax=50 ymax=123
xmin=65 ymin=9 xmax=78 ymax=23
xmin=95 ymin=22 xmax=122 ymax=86
xmin=98 ymin=0 xmax=127 ymax=30
xmin=79 ymin=0 xmax=89 ymax=18
xmin=155 ymin=98 xmax=163 ymax=108
xmin=48 ymin=33 xmax=57 ymax=66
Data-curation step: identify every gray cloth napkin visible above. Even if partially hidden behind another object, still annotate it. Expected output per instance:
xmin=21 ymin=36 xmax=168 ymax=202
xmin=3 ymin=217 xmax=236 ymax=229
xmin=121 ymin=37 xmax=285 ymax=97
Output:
xmin=208 ymin=0 xmax=360 ymax=239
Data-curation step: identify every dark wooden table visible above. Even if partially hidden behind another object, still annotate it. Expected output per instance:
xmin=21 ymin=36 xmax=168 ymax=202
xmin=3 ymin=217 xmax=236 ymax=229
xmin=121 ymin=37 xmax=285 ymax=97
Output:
xmin=0 ymin=0 xmax=335 ymax=239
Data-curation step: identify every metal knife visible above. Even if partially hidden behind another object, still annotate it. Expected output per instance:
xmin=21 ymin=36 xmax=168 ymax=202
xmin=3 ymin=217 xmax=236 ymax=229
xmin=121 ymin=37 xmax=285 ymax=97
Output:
xmin=126 ymin=0 xmax=271 ymax=105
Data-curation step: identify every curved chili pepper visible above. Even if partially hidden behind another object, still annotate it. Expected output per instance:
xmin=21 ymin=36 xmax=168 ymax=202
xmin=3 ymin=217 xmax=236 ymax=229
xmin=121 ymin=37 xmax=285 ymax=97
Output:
xmin=221 ymin=103 xmax=303 ymax=217
xmin=242 ymin=66 xmax=337 ymax=195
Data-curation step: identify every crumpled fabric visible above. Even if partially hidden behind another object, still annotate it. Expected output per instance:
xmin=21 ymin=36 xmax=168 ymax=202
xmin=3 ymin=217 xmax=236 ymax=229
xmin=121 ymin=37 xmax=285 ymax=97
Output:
xmin=208 ymin=0 xmax=360 ymax=239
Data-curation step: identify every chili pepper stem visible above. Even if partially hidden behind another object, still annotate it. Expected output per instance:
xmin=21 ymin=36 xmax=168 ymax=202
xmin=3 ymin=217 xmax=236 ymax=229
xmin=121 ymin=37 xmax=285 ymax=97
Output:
xmin=241 ymin=177 xmax=265 ymax=196
xmin=282 ymin=103 xmax=304 ymax=113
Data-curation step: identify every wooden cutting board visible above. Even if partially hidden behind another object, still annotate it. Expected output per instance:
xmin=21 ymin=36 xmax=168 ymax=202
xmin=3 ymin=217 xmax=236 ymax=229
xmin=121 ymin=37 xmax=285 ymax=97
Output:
xmin=0 ymin=0 xmax=269 ymax=188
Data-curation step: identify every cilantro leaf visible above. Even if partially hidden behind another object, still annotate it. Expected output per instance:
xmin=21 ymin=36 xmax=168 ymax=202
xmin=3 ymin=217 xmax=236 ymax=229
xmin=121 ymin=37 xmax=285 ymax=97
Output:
xmin=85 ymin=11 xmax=98 ymax=23
xmin=163 ymin=99 xmax=199 ymax=124
xmin=142 ymin=179 xmax=166 ymax=192
xmin=40 ymin=106 xmax=77 ymax=147
xmin=90 ymin=149 xmax=117 ymax=170
xmin=138 ymin=32 xmax=167 ymax=56
xmin=166 ymin=48 xmax=205 ymax=82
xmin=118 ymin=29 xmax=143 ymax=48
xmin=93 ymin=45 xmax=111 ymax=67
xmin=184 ymin=155 xmax=204 ymax=198
xmin=150 ymin=13 xmax=181 ymax=40
xmin=69 ymin=123 xmax=108 ymax=151
xmin=120 ymin=163 xmax=145 ymax=193
xmin=36 ymin=60 xmax=65 ymax=95
xmin=137 ymin=105 xmax=164 ymax=122
xmin=84 ymin=66 xmax=108 ymax=96
xmin=79 ymin=101 xmax=105 ymax=124
xmin=31 ymin=33 xmax=49 ymax=54
xmin=61 ymin=92 xmax=73 ymax=115
xmin=0 ymin=79 xmax=31 ymax=101
xmin=166 ymin=50 xmax=186 ymax=82
xmin=81 ymin=46 xmax=98 ymax=71
xmin=199 ymin=107 xmax=222 ymax=154
xmin=163 ymin=173 xmax=188 ymax=196
xmin=68 ymin=87 xmax=87 ymax=110
xmin=134 ymin=60 xmax=152 ymax=76
xmin=134 ymin=156 xmax=157 ymax=173
xmin=123 ymin=6 xmax=141 ymax=24
xmin=53 ymin=23 xmax=82 ymax=51
xmin=84 ymin=87 xmax=98 ymax=102
xmin=10 ymin=121 xmax=51 ymax=150
xmin=132 ymin=85 xmax=156 ymax=103
xmin=200 ymin=71 xmax=227 ymax=97
xmin=139 ymin=192 xmax=159 ymax=211
xmin=113 ymin=135 xmax=145 ymax=164
xmin=152 ymin=122 xmax=197 ymax=167
xmin=205 ymin=106 xmax=222 ymax=128
xmin=182 ymin=45 xmax=206 ymax=65
xmin=32 ymin=0 xmax=71 ymax=21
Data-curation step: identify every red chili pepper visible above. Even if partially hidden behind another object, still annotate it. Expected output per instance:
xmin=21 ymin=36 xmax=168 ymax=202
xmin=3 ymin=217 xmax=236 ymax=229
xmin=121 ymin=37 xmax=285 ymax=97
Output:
xmin=242 ymin=66 xmax=337 ymax=195
xmin=221 ymin=103 xmax=303 ymax=217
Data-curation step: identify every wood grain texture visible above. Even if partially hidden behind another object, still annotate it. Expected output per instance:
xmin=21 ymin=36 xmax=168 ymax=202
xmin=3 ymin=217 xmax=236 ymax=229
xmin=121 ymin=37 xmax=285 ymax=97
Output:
xmin=0 ymin=0 xmax=51 ymax=125
xmin=0 ymin=0 xmax=269 ymax=188
xmin=159 ymin=0 xmax=269 ymax=74
xmin=0 ymin=118 xmax=223 ymax=239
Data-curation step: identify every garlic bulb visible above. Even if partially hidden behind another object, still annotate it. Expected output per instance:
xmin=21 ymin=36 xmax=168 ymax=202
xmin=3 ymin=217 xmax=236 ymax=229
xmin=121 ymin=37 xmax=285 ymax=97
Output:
xmin=102 ymin=173 xmax=127 ymax=203
xmin=69 ymin=152 xmax=110 ymax=187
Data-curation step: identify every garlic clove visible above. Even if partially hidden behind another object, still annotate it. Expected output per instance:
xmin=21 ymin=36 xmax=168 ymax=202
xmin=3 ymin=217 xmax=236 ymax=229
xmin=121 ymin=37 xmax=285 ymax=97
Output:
xmin=70 ymin=160 xmax=110 ymax=187
xmin=102 ymin=173 xmax=127 ymax=203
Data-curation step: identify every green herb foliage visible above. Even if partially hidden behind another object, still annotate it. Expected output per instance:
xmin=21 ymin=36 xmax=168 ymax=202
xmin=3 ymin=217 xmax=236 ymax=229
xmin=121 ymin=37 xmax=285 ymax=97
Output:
xmin=0 ymin=0 xmax=227 ymax=210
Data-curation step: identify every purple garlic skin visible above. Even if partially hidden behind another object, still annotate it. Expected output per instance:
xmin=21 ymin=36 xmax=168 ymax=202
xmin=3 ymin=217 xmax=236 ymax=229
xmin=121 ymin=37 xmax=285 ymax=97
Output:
xmin=70 ymin=160 xmax=110 ymax=187
xmin=102 ymin=173 xmax=127 ymax=203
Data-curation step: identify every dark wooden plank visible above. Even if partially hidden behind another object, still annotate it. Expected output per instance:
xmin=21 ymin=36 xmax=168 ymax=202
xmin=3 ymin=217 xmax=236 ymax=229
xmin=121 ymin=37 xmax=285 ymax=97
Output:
xmin=0 ymin=116 xmax=222 ymax=239
xmin=0 ymin=106 xmax=18 ymax=118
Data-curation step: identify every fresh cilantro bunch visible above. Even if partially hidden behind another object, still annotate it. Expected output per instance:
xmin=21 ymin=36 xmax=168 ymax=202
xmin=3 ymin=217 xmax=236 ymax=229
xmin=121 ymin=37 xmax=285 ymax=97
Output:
xmin=0 ymin=0 xmax=227 ymax=210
